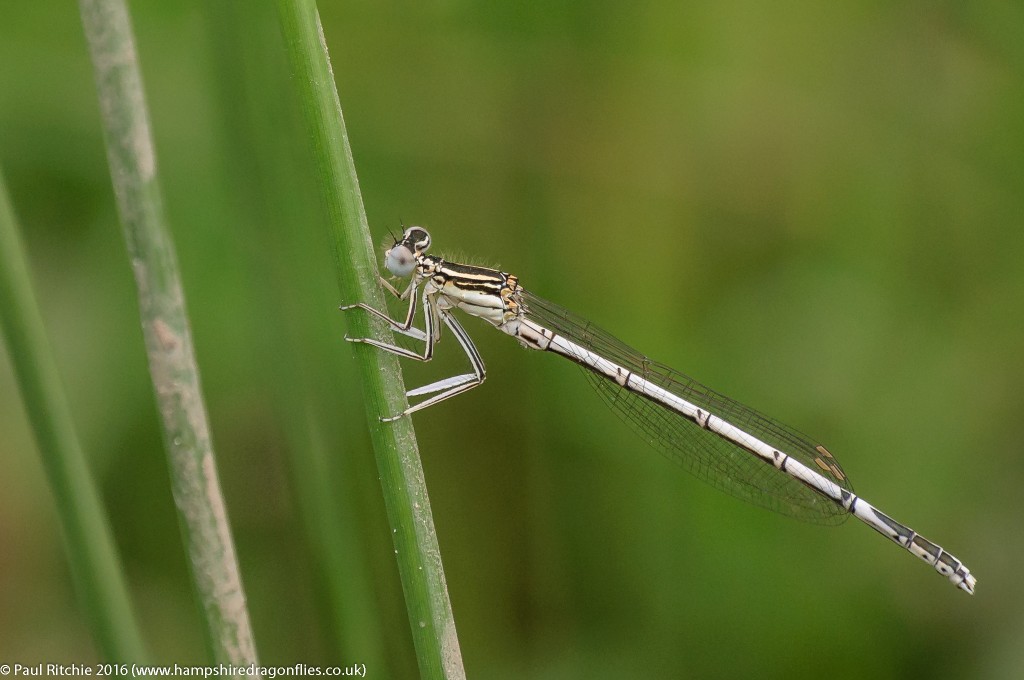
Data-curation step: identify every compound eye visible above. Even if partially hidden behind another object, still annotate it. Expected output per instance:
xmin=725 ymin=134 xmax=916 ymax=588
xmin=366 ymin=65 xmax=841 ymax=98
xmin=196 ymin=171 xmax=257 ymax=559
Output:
xmin=384 ymin=244 xmax=416 ymax=277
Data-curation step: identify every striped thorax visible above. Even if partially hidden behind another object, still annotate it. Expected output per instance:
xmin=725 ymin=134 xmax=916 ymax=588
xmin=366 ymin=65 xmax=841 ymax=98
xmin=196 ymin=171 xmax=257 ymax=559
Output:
xmin=386 ymin=227 xmax=523 ymax=328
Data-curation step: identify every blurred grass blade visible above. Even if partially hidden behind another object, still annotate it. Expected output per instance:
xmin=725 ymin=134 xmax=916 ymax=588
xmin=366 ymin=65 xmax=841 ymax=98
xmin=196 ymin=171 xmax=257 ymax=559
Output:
xmin=274 ymin=1 xmax=466 ymax=677
xmin=200 ymin=0 xmax=390 ymax=669
xmin=78 ymin=0 xmax=260 ymax=667
xmin=0 ymin=170 xmax=148 ymax=664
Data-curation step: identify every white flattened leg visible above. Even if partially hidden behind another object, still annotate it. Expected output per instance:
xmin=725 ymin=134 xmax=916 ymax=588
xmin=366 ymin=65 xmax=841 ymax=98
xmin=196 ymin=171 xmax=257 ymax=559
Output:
xmin=407 ymin=373 xmax=481 ymax=397
xmin=382 ymin=311 xmax=487 ymax=422
xmin=344 ymin=292 xmax=487 ymax=421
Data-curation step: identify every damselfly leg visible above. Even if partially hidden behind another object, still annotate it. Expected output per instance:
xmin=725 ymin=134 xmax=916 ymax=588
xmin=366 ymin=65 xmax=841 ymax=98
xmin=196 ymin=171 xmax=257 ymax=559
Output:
xmin=340 ymin=276 xmax=424 ymax=340
xmin=341 ymin=280 xmax=487 ymax=421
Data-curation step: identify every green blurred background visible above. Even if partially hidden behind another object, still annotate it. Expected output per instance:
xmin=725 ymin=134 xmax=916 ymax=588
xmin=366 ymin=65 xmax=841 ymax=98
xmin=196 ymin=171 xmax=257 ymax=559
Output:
xmin=2 ymin=1 xmax=1022 ymax=678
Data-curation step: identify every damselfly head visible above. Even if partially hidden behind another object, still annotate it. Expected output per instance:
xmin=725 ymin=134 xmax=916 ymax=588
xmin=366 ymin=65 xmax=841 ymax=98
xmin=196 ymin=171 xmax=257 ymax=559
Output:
xmin=384 ymin=226 xmax=431 ymax=277
xmin=403 ymin=226 xmax=431 ymax=253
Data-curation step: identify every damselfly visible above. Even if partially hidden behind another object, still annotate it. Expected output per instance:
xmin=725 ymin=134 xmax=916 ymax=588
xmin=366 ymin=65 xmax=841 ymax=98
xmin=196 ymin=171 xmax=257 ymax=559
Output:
xmin=341 ymin=226 xmax=976 ymax=594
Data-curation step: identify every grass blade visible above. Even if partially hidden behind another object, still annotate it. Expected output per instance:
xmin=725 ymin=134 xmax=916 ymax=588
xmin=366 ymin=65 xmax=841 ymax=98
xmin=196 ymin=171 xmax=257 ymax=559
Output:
xmin=274 ymin=2 xmax=466 ymax=677
xmin=0 ymin=169 xmax=148 ymax=664
xmin=78 ymin=0 xmax=260 ymax=666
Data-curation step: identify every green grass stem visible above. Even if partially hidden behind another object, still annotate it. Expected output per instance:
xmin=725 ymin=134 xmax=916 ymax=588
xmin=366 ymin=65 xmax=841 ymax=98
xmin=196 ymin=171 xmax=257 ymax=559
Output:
xmin=274 ymin=2 xmax=466 ymax=677
xmin=0 ymin=170 xmax=148 ymax=665
xmin=78 ymin=0 xmax=259 ymax=668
